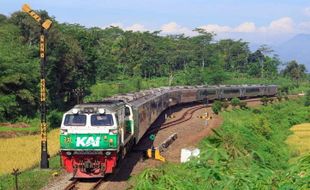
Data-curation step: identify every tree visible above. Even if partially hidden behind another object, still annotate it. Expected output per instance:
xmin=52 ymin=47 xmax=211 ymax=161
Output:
xmin=282 ymin=61 xmax=307 ymax=86
xmin=0 ymin=23 xmax=38 ymax=121
xmin=0 ymin=14 xmax=7 ymax=24
xmin=217 ymin=39 xmax=250 ymax=72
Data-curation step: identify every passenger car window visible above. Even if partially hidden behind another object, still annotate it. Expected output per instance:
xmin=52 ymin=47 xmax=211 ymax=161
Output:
xmin=91 ymin=114 xmax=114 ymax=126
xmin=64 ymin=114 xmax=86 ymax=126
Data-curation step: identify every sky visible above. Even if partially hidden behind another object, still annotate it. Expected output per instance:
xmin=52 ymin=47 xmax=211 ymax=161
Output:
xmin=1 ymin=0 xmax=310 ymax=44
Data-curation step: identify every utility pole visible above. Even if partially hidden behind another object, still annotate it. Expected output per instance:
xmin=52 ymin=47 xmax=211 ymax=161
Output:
xmin=22 ymin=4 xmax=52 ymax=169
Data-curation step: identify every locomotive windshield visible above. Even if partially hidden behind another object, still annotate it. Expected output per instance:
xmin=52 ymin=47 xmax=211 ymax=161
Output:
xmin=91 ymin=114 xmax=114 ymax=126
xmin=64 ymin=114 xmax=86 ymax=126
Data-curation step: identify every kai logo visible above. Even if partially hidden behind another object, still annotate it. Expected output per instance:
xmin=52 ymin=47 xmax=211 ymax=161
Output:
xmin=76 ymin=137 xmax=100 ymax=147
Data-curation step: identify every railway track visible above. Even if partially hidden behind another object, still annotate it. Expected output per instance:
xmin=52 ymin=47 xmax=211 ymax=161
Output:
xmin=145 ymin=98 xmax=267 ymax=136
xmin=146 ymin=104 xmax=205 ymax=135
xmin=64 ymin=178 xmax=105 ymax=190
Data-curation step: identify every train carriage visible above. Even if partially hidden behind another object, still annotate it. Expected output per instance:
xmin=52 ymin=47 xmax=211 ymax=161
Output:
xmin=220 ymin=86 xmax=242 ymax=99
xmin=243 ymin=85 xmax=263 ymax=98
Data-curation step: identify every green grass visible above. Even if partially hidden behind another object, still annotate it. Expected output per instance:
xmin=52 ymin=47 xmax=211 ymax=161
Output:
xmin=0 ymin=116 xmax=61 ymax=134
xmin=0 ymin=118 xmax=39 ymax=134
xmin=131 ymin=98 xmax=310 ymax=189
xmin=0 ymin=126 xmax=38 ymax=133
xmin=0 ymin=155 xmax=62 ymax=190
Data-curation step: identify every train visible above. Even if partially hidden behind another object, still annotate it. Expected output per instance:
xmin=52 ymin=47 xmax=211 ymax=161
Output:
xmin=59 ymin=84 xmax=277 ymax=178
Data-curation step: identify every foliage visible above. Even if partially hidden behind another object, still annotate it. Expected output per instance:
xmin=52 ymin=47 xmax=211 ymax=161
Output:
xmin=47 ymin=110 xmax=63 ymax=129
xmin=239 ymin=101 xmax=247 ymax=109
xmin=261 ymin=96 xmax=269 ymax=106
xmin=0 ymin=9 xmax=308 ymax=123
xmin=0 ymin=23 xmax=38 ymax=121
xmin=282 ymin=60 xmax=307 ymax=86
xmin=221 ymin=99 xmax=229 ymax=110
xmin=0 ymin=155 xmax=61 ymax=190
xmin=305 ymin=89 xmax=310 ymax=106
xmin=212 ymin=101 xmax=222 ymax=114
xmin=132 ymin=99 xmax=310 ymax=189
xmin=230 ymin=97 xmax=240 ymax=109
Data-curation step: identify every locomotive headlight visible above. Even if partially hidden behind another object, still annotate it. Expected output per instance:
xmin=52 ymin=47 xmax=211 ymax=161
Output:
xmin=98 ymin=108 xmax=105 ymax=114
xmin=66 ymin=151 xmax=72 ymax=156
xmin=109 ymin=129 xmax=118 ymax=134
xmin=72 ymin=108 xmax=80 ymax=114
xmin=105 ymin=151 xmax=111 ymax=156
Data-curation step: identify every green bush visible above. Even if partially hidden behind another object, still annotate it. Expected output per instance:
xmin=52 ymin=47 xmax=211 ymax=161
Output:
xmin=305 ymin=89 xmax=310 ymax=106
xmin=230 ymin=97 xmax=240 ymax=109
xmin=261 ymin=96 xmax=268 ymax=106
xmin=221 ymin=100 xmax=229 ymax=110
xmin=212 ymin=101 xmax=222 ymax=114
xmin=47 ymin=110 xmax=63 ymax=129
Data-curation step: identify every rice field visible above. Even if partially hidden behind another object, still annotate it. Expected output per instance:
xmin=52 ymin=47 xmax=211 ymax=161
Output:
xmin=0 ymin=129 xmax=59 ymax=175
xmin=286 ymin=123 xmax=310 ymax=155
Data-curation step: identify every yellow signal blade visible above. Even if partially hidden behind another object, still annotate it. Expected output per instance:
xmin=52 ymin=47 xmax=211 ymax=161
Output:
xmin=22 ymin=4 xmax=31 ymax=13
xmin=42 ymin=19 xmax=52 ymax=30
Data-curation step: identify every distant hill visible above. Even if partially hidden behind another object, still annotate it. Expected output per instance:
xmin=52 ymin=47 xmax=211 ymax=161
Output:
xmin=275 ymin=34 xmax=310 ymax=71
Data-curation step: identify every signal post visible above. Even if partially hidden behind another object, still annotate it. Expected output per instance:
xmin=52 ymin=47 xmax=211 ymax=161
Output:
xmin=22 ymin=4 xmax=52 ymax=168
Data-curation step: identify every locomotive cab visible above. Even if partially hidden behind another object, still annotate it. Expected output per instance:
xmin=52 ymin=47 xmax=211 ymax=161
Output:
xmin=59 ymin=102 xmax=134 ymax=178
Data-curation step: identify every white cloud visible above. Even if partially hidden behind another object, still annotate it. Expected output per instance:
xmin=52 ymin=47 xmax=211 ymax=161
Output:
xmin=304 ymin=7 xmax=310 ymax=17
xmin=199 ymin=24 xmax=231 ymax=33
xmin=266 ymin=17 xmax=294 ymax=33
xmin=103 ymin=16 xmax=307 ymax=40
xmin=103 ymin=23 xmax=148 ymax=32
xmin=160 ymin=22 xmax=195 ymax=36
xmin=199 ymin=17 xmax=295 ymax=35
xmin=234 ymin=22 xmax=256 ymax=33
xmin=126 ymin=24 xmax=147 ymax=32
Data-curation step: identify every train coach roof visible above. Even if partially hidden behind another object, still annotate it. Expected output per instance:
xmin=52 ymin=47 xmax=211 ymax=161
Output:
xmin=69 ymin=101 xmax=125 ymax=113
xmin=99 ymin=84 xmax=277 ymax=106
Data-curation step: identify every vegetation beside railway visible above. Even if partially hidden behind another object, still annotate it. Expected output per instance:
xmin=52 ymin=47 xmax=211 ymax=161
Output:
xmin=132 ymin=98 xmax=310 ymax=189
xmin=0 ymin=155 xmax=61 ymax=190
xmin=0 ymin=10 xmax=309 ymax=126
xmin=0 ymin=129 xmax=59 ymax=175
